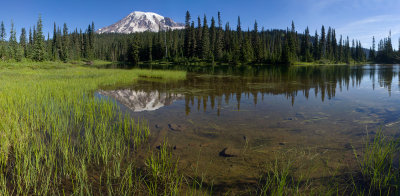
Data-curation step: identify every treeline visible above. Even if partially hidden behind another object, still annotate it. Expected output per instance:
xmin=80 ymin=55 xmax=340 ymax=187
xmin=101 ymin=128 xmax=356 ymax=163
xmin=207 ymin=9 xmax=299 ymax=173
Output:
xmin=93 ymin=11 xmax=367 ymax=65
xmin=1 ymin=12 xmax=368 ymax=65
xmin=369 ymin=32 xmax=400 ymax=63
xmin=0 ymin=16 xmax=95 ymax=62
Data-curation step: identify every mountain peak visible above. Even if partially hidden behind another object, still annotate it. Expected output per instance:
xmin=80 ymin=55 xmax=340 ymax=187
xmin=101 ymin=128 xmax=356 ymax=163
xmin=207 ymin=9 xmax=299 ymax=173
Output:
xmin=97 ymin=11 xmax=184 ymax=34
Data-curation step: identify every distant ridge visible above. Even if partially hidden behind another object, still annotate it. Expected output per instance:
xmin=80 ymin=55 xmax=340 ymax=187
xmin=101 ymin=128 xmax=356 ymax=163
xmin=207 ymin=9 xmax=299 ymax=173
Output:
xmin=97 ymin=11 xmax=185 ymax=34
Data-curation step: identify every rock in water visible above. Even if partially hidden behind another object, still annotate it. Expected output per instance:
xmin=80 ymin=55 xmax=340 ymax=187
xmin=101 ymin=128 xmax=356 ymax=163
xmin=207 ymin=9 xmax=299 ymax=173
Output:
xmin=168 ymin=124 xmax=182 ymax=132
xmin=219 ymin=148 xmax=237 ymax=157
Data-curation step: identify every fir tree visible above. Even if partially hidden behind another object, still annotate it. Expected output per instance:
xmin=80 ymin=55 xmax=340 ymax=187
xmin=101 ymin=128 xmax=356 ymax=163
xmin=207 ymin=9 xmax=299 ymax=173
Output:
xmin=326 ymin=27 xmax=332 ymax=60
xmin=289 ymin=21 xmax=298 ymax=61
xmin=26 ymin=28 xmax=33 ymax=58
xmin=237 ymin=16 xmax=242 ymax=42
xmin=9 ymin=21 xmax=18 ymax=60
xmin=338 ymin=35 xmax=343 ymax=62
xmin=215 ymin=11 xmax=224 ymax=60
xmin=210 ymin=17 xmax=216 ymax=60
xmin=301 ymin=27 xmax=312 ymax=62
xmin=282 ymin=31 xmax=291 ymax=64
xmin=196 ymin=16 xmax=203 ymax=58
xmin=319 ymin=25 xmax=326 ymax=59
xmin=183 ymin=11 xmax=191 ymax=58
xmin=345 ymin=36 xmax=351 ymax=63
xmin=201 ymin=15 xmax=210 ymax=60
xmin=20 ymin=28 xmax=27 ymax=57
xmin=33 ymin=15 xmax=46 ymax=61
xmin=253 ymin=20 xmax=262 ymax=62
xmin=241 ymin=30 xmax=253 ymax=63
xmin=0 ymin=21 xmax=6 ymax=60
xmin=0 ymin=21 xmax=5 ymax=41
xmin=369 ymin=36 xmax=375 ymax=61
xmin=52 ymin=23 xmax=59 ymax=60
xmin=131 ymin=36 xmax=140 ymax=65
xmin=189 ymin=21 xmax=196 ymax=58
xmin=61 ymin=23 xmax=69 ymax=62
xmin=313 ymin=30 xmax=319 ymax=60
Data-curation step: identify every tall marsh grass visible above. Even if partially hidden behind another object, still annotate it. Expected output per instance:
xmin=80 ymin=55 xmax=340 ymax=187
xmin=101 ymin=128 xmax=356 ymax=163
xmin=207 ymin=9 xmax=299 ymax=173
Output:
xmin=353 ymin=130 xmax=400 ymax=195
xmin=0 ymin=65 xmax=185 ymax=195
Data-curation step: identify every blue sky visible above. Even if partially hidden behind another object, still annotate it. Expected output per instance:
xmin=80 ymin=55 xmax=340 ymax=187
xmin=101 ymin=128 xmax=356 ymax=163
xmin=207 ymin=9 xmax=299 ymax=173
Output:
xmin=1 ymin=0 xmax=399 ymax=49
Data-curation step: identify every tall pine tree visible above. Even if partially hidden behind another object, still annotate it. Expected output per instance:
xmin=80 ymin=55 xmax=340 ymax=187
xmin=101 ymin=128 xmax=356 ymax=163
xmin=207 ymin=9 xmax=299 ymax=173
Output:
xmin=33 ymin=15 xmax=46 ymax=61
xmin=201 ymin=15 xmax=210 ymax=60
xmin=20 ymin=28 xmax=27 ymax=58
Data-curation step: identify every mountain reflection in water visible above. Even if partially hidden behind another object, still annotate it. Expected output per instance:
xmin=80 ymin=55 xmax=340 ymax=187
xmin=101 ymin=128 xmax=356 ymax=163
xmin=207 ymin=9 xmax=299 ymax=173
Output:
xmin=99 ymin=90 xmax=184 ymax=112
xmin=100 ymin=64 xmax=400 ymax=116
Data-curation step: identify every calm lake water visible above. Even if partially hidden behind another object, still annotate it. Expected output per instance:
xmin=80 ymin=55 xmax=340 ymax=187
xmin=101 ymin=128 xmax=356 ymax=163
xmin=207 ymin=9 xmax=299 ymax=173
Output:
xmin=98 ymin=64 xmax=400 ymax=187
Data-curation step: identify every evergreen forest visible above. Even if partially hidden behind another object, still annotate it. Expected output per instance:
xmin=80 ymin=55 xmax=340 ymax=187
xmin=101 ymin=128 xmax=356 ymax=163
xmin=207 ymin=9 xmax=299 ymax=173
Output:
xmin=0 ymin=11 xmax=399 ymax=65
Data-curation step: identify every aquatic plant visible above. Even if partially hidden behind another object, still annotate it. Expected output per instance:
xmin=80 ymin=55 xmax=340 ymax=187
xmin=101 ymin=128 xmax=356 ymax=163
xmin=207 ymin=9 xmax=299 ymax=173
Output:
xmin=145 ymin=141 xmax=182 ymax=195
xmin=352 ymin=130 xmax=400 ymax=195
xmin=0 ymin=64 xmax=185 ymax=195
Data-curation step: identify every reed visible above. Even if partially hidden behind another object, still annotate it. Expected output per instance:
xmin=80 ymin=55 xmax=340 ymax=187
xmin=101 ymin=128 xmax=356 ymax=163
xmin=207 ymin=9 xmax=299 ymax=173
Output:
xmin=0 ymin=64 xmax=185 ymax=195
xmin=352 ymin=130 xmax=400 ymax=195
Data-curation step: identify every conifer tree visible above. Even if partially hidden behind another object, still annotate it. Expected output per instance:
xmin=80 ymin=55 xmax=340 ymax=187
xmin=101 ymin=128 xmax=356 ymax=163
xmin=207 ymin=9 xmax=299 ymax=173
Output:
xmin=88 ymin=22 xmax=95 ymax=60
xmin=282 ymin=31 xmax=291 ymax=64
xmin=326 ymin=27 xmax=332 ymax=60
xmin=345 ymin=36 xmax=351 ymax=63
xmin=131 ymin=36 xmax=140 ymax=65
xmin=301 ymin=27 xmax=312 ymax=62
xmin=196 ymin=16 xmax=203 ymax=58
xmin=20 ymin=28 xmax=27 ymax=57
xmin=9 ymin=21 xmax=18 ymax=60
xmin=319 ymin=25 xmax=326 ymax=59
xmin=338 ymin=35 xmax=343 ymax=62
xmin=201 ymin=15 xmax=210 ymax=60
xmin=332 ymin=29 xmax=337 ymax=60
xmin=210 ymin=17 xmax=216 ymax=60
xmin=241 ymin=32 xmax=253 ymax=63
xmin=237 ymin=16 xmax=242 ymax=42
xmin=61 ymin=23 xmax=69 ymax=62
xmin=52 ymin=23 xmax=59 ymax=60
xmin=84 ymin=25 xmax=90 ymax=59
xmin=26 ymin=28 xmax=33 ymax=58
xmin=0 ymin=21 xmax=5 ymax=41
xmin=253 ymin=20 xmax=262 ymax=62
xmin=369 ymin=36 xmax=376 ymax=61
xmin=33 ymin=15 xmax=46 ymax=61
xmin=189 ymin=21 xmax=196 ymax=58
xmin=313 ymin=30 xmax=319 ymax=60
xmin=215 ymin=11 xmax=224 ymax=60
xmin=0 ymin=21 xmax=6 ymax=60
xmin=351 ymin=39 xmax=355 ymax=59
xmin=183 ymin=11 xmax=191 ymax=58
xmin=290 ymin=21 xmax=298 ymax=60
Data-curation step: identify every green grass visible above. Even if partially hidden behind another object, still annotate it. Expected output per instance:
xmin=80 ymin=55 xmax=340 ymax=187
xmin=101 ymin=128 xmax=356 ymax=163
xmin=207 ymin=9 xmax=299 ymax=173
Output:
xmin=144 ymin=141 xmax=182 ymax=195
xmin=0 ymin=59 xmax=115 ymax=68
xmin=0 ymin=62 xmax=186 ymax=195
xmin=352 ymin=130 xmax=400 ymax=195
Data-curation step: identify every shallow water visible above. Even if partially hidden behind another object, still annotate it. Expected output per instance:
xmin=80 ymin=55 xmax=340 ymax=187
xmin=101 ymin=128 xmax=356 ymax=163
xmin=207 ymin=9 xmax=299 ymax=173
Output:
xmin=98 ymin=64 xmax=400 ymax=188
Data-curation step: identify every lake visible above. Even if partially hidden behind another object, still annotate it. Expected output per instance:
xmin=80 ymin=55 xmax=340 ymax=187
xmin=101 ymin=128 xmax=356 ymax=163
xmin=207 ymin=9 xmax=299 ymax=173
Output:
xmin=98 ymin=64 xmax=400 ymax=190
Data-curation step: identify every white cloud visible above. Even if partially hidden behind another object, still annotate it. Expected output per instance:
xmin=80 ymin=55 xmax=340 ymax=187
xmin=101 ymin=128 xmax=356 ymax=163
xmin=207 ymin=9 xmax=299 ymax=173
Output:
xmin=336 ymin=15 xmax=400 ymax=49
xmin=306 ymin=0 xmax=346 ymax=11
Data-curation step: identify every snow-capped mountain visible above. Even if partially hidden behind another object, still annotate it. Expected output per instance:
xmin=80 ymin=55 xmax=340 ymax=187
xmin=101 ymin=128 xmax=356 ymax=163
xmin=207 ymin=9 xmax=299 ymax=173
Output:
xmin=97 ymin=11 xmax=185 ymax=34
xmin=99 ymin=89 xmax=184 ymax=112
